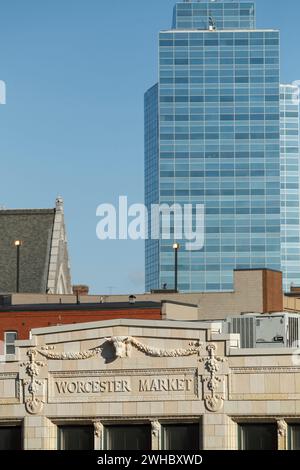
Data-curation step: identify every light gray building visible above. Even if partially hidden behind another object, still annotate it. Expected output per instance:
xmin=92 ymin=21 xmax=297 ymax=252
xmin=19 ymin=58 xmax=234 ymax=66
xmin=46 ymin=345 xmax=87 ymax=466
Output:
xmin=1 ymin=316 xmax=300 ymax=450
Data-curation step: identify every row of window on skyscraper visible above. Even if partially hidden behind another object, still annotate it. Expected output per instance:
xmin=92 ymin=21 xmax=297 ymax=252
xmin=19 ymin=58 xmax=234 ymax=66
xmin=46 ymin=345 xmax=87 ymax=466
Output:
xmin=145 ymin=2 xmax=300 ymax=293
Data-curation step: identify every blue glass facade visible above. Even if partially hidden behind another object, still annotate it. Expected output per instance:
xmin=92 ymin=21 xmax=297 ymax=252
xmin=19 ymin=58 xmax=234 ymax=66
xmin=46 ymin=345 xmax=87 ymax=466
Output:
xmin=173 ymin=1 xmax=255 ymax=30
xmin=280 ymin=85 xmax=300 ymax=292
xmin=145 ymin=1 xmax=282 ymax=292
xmin=145 ymin=84 xmax=160 ymax=289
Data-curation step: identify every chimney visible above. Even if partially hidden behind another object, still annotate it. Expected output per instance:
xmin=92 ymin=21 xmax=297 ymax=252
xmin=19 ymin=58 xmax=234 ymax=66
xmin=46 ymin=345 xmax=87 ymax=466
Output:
xmin=290 ymin=286 xmax=300 ymax=293
xmin=72 ymin=285 xmax=89 ymax=296
xmin=262 ymin=270 xmax=283 ymax=313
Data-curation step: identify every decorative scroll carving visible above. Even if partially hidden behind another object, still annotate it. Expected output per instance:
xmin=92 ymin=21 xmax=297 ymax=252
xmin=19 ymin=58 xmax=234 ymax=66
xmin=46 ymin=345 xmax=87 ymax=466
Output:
xmin=21 ymin=349 xmax=45 ymax=415
xmin=277 ymin=420 xmax=287 ymax=437
xmin=200 ymin=344 xmax=227 ymax=413
xmin=106 ymin=336 xmax=202 ymax=359
xmin=37 ymin=345 xmax=102 ymax=360
xmin=94 ymin=421 xmax=103 ymax=439
xmin=151 ymin=421 xmax=160 ymax=438
xmin=277 ymin=420 xmax=288 ymax=450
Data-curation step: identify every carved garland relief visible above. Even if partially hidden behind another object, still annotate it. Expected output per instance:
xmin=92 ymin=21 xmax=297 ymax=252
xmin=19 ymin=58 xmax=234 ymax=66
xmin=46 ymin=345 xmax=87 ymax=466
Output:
xmin=37 ymin=337 xmax=202 ymax=360
xmin=20 ymin=337 xmax=227 ymax=415
xmin=21 ymin=349 xmax=46 ymax=415
xmin=199 ymin=344 xmax=227 ymax=413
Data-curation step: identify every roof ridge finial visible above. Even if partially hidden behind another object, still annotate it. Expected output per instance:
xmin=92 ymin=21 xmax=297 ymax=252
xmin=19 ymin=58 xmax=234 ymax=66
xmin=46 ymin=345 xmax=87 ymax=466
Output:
xmin=55 ymin=196 xmax=64 ymax=212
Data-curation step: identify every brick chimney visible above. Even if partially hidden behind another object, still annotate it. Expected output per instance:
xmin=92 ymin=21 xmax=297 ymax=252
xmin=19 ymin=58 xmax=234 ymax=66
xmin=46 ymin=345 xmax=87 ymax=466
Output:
xmin=262 ymin=270 xmax=283 ymax=313
xmin=72 ymin=285 xmax=89 ymax=296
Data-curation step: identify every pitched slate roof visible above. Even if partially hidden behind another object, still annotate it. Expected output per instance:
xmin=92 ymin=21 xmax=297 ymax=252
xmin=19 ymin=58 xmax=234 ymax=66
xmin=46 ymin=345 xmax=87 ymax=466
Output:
xmin=0 ymin=199 xmax=72 ymax=294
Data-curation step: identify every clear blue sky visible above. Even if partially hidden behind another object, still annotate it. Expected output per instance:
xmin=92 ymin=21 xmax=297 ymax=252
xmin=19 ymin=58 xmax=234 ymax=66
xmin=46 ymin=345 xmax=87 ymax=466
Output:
xmin=0 ymin=0 xmax=299 ymax=294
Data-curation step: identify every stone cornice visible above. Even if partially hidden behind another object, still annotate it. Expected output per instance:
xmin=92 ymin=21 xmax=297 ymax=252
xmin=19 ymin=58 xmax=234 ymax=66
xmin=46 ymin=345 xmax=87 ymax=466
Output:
xmin=50 ymin=368 xmax=198 ymax=378
xmin=231 ymin=367 xmax=300 ymax=374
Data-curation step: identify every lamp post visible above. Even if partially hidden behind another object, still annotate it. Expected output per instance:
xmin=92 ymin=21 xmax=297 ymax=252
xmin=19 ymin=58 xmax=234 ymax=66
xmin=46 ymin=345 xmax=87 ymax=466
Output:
xmin=173 ymin=243 xmax=180 ymax=292
xmin=14 ymin=240 xmax=23 ymax=293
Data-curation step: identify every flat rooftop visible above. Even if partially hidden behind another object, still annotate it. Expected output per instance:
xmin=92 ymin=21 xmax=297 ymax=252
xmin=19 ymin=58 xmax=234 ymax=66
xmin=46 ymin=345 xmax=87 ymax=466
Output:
xmin=0 ymin=301 xmax=162 ymax=313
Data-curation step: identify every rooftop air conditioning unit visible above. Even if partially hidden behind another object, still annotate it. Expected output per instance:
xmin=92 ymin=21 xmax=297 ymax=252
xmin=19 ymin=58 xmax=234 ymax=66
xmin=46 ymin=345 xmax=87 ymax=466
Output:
xmin=226 ymin=316 xmax=256 ymax=348
xmin=225 ymin=314 xmax=300 ymax=349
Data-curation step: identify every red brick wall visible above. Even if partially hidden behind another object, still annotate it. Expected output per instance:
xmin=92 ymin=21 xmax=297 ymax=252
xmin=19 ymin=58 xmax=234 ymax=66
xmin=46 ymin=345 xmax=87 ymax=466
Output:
xmin=263 ymin=270 xmax=283 ymax=313
xmin=0 ymin=308 xmax=161 ymax=341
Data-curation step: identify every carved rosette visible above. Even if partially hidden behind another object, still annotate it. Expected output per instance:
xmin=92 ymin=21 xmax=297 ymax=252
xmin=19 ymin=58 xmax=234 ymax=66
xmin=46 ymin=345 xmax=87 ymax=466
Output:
xmin=200 ymin=344 xmax=227 ymax=413
xmin=25 ymin=397 xmax=44 ymax=415
xmin=21 ymin=349 xmax=46 ymax=415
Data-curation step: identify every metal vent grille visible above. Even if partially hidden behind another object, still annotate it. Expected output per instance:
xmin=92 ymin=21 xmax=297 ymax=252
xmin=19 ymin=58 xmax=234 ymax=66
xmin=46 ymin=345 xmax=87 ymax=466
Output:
xmin=288 ymin=317 xmax=300 ymax=348
xmin=229 ymin=317 xmax=256 ymax=348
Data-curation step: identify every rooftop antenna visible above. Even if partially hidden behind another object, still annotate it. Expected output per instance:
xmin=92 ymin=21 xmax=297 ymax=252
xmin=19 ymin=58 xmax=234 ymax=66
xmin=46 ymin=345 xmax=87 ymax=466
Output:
xmin=208 ymin=15 xmax=216 ymax=31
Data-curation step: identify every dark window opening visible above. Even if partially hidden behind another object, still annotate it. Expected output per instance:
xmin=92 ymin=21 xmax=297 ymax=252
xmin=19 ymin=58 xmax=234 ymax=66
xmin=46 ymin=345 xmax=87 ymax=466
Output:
xmin=58 ymin=425 xmax=94 ymax=450
xmin=289 ymin=424 xmax=300 ymax=450
xmin=0 ymin=426 xmax=22 ymax=450
xmin=105 ymin=424 xmax=151 ymax=450
xmin=162 ymin=423 xmax=200 ymax=450
xmin=239 ymin=423 xmax=277 ymax=450
xmin=5 ymin=332 xmax=18 ymax=355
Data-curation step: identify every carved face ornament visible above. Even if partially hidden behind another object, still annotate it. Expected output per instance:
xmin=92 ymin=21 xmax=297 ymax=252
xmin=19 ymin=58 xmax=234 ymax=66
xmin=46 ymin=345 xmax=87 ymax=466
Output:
xmin=106 ymin=336 xmax=129 ymax=358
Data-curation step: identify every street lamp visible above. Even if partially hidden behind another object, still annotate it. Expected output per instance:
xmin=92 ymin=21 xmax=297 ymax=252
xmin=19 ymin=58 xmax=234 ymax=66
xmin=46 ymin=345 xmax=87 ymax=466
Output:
xmin=173 ymin=243 xmax=180 ymax=292
xmin=14 ymin=240 xmax=23 ymax=293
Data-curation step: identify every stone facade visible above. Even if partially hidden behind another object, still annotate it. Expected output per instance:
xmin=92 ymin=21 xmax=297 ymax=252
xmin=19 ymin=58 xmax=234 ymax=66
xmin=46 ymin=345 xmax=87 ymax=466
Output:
xmin=1 ymin=318 xmax=299 ymax=450
xmin=46 ymin=197 xmax=72 ymax=295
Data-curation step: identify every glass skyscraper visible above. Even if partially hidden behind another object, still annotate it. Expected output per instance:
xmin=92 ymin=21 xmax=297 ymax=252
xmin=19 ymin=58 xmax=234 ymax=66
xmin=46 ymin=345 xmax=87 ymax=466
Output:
xmin=145 ymin=84 xmax=160 ymax=290
xmin=280 ymin=84 xmax=300 ymax=292
xmin=145 ymin=1 xmax=290 ymax=293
